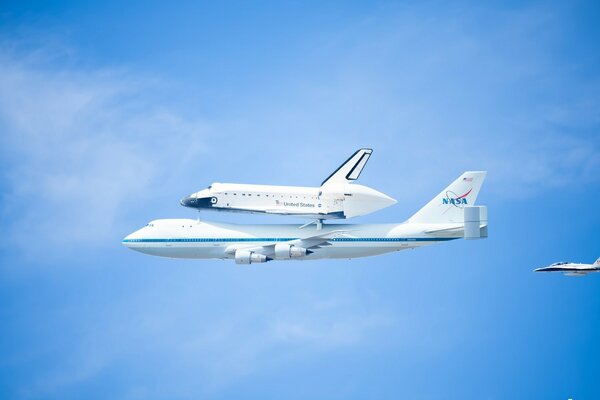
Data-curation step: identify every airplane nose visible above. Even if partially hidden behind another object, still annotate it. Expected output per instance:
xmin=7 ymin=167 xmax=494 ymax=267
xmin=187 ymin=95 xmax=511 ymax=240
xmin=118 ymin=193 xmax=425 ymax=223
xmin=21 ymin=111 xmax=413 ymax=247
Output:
xmin=180 ymin=195 xmax=214 ymax=209
xmin=180 ymin=196 xmax=195 ymax=207
xmin=122 ymin=232 xmax=135 ymax=247
xmin=122 ymin=226 xmax=147 ymax=250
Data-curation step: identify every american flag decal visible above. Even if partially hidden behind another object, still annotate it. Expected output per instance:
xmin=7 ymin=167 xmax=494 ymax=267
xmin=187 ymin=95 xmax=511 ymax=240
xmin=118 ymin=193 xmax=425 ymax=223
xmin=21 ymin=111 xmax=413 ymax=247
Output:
xmin=463 ymin=177 xmax=473 ymax=182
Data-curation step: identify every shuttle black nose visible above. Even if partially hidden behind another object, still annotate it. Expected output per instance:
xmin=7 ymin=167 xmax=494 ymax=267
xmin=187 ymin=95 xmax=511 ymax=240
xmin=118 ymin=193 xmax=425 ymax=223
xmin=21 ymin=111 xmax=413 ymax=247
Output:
xmin=180 ymin=196 xmax=194 ymax=207
xmin=180 ymin=196 xmax=214 ymax=209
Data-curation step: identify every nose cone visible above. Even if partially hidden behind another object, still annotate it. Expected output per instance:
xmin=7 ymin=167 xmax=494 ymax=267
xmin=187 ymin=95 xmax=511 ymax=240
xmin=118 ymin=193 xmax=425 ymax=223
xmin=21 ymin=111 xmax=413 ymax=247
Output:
xmin=180 ymin=195 xmax=215 ymax=209
xmin=180 ymin=195 xmax=196 ymax=207
xmin=180 ymin=189 xmax=215 ymax=209
xmin=122 ymin=232 xmax=137 ymax=249
xmin=122 ymin=226 xmax=148 ymax=253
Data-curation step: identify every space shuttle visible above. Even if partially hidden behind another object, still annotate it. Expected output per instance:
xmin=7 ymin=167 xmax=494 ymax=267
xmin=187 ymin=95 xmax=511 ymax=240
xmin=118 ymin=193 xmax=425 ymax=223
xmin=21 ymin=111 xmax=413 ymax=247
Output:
xmin=180 ymin=148 xmax=397 ymax=220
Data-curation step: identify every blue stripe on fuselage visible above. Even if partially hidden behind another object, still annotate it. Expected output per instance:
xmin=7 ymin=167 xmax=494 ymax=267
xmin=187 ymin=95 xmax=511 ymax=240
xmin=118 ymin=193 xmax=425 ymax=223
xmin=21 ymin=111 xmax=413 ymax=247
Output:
xmin=122 ymin=237 xmax=457 ymax=243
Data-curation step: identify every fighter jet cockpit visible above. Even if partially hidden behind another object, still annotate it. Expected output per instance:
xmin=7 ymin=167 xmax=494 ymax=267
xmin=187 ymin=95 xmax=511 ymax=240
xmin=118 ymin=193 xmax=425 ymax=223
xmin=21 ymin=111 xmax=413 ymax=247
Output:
xmin=549 ymin=262 xmax=568 ymax=266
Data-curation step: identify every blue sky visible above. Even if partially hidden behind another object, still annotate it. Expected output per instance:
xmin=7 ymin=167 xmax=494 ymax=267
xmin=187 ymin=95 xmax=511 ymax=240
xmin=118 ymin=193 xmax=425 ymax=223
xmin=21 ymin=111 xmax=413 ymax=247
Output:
xmin=1 ymin=1 xmax=599 ymax=398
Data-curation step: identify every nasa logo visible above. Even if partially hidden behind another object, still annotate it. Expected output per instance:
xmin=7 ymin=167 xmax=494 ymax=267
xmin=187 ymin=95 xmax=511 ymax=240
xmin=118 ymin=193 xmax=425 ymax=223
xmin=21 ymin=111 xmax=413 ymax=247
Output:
xmin=442 ymin=188 xmax=472 ymax=207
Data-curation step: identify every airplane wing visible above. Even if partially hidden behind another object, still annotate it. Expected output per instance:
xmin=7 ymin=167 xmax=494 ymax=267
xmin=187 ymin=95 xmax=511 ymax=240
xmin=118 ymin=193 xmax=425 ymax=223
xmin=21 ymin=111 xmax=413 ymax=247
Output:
xmin=226 ymin=230 xmax=349 ymax=257
xmin=283 ymin=229 xmax=350 ymax=250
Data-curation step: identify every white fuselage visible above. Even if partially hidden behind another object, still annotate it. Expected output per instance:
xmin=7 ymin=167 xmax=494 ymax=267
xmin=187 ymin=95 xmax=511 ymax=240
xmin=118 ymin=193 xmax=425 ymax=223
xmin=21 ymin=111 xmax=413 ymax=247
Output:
xmin=180 ymin=182 xmax=397 ymax=220
xmin=535 ymin=262 xmax=600 ymax=276
xmin=122 ymin=218 xmax=462 ymax=261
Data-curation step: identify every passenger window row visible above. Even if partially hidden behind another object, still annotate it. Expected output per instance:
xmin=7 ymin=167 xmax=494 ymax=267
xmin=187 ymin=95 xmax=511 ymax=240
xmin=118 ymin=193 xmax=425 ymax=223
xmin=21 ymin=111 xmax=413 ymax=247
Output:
xmin=218 ymin=193 xmax=318 ymax=200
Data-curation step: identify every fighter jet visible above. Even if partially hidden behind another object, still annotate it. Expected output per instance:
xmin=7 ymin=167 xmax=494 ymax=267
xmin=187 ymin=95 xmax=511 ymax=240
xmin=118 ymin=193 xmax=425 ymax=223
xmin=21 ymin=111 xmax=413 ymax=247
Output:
xmin=534 ymin=257 xmax=600 ymax=276
xmin=180 ymin=148 xmax=397 ymax=220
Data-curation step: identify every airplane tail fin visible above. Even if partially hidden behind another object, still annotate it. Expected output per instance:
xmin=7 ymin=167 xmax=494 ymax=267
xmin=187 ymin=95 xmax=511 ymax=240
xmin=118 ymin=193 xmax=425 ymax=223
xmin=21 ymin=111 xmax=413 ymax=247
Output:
xmin=408 ymin=171 xmax=487 ymax=224
xmin=321 ymin=148 xmax=372 ymax=187
xmin=594 ymin=257 xmax=600 ymax=266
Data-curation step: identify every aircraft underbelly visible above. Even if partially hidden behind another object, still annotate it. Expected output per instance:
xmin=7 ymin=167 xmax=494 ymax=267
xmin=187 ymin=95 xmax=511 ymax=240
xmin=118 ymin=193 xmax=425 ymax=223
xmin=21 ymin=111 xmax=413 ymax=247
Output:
xmin=311 ymin=245 xmax=404 ymax=259
xmin=129 ymin=244 xmax=225 ymax=259
xmin=127 ymin=240 xmax=429 ymax=260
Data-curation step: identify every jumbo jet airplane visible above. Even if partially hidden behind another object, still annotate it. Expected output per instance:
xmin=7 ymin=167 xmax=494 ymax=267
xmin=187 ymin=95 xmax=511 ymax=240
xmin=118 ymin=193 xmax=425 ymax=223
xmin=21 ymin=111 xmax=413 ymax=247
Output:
xmin=123 ymin=171 xmax=488 ymax=264
xmin=180 ymin=148 xmax=397 ymax=221
xmin=534 ymin=257 xmax=600 ymax=276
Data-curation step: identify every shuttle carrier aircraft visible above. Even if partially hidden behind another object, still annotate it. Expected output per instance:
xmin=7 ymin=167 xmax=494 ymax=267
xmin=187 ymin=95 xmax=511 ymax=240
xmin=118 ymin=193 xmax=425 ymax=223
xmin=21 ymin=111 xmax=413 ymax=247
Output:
xmin=180 ymin=148 xmax=396 ymax=220
xmin=123 ymin=171 xmax=488 ymax=264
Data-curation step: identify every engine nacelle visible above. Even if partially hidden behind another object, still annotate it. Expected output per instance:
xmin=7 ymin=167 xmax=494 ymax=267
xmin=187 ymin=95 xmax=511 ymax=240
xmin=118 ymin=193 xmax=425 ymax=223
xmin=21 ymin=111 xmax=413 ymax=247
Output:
xmin=274 ymin=243 xmax=310 ymax=259
xmin=235 ymin=249 xmax=269 ymax=264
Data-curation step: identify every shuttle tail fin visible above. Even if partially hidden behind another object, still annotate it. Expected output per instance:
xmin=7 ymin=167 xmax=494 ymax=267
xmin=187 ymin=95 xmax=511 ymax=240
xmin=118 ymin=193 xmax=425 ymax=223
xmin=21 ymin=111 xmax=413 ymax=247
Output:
xmin=321 ymin=148 xmax=372 ymax=187
xmin=408 ymin=171 xmax=487 ymax=224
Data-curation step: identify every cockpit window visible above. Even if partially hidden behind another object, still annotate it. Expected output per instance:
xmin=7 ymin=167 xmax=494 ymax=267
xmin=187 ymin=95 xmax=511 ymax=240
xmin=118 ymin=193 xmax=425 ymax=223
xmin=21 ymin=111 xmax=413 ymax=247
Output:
xmin=550 ymin=262 xmax=567 ymax=266
xmin=208 ymin=185 xmax=212 ymax=189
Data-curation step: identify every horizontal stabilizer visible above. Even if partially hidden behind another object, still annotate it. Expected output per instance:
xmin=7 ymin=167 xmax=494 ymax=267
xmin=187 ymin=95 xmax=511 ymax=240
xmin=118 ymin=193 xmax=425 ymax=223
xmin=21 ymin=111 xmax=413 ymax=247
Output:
xmin=464 ymin=206 xmax=487 ymax=240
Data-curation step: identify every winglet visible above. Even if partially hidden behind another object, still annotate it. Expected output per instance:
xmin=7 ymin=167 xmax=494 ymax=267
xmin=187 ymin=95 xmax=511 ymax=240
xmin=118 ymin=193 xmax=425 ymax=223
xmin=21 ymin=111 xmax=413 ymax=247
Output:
xmin=321 ymin=148 xmax=373 ymax=187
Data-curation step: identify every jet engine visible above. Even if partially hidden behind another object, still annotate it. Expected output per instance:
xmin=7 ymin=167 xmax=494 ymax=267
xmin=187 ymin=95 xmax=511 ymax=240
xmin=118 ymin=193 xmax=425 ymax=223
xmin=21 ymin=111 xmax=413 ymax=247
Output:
xmin=235 ymin=249 xmax=270 ymax=264
xmin=274 ymin=243 xmax=312 ymax=259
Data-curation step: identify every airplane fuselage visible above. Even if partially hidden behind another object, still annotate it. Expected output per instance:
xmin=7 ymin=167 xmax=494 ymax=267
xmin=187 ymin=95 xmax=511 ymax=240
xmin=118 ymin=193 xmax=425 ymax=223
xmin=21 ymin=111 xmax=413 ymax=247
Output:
xmin=535 ymin=262 xmax=600 ymax=276
xmin=123 ymin=218 xmax=462 ymax=261
xmin=180 ymin=182 xmax=396 ymax=219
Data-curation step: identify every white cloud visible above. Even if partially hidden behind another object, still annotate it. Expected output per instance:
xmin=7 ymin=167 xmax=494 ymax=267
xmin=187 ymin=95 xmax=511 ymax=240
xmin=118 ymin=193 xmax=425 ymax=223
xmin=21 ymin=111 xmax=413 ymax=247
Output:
xmin=0 ymin=47 xmax=210 ymax=257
